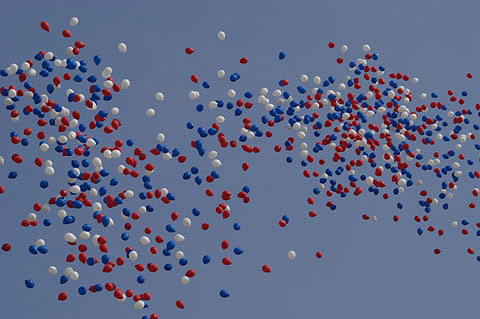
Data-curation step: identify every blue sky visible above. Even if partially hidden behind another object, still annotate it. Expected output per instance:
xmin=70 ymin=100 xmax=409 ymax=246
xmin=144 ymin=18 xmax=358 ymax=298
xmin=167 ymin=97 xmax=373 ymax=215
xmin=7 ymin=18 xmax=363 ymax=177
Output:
xmin=0 ymin=1 xmax=479 ymax=318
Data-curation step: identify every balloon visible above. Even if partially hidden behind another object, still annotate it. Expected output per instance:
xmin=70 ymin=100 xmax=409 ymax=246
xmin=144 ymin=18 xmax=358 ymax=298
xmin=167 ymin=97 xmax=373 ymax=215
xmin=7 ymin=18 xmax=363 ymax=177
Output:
xmin=118 ymin=43 xmax=127 ymax=53
xmin=176 ymin=300 xmax=185 ymax=309
xmin=69 ymin=17 xmax=79 ymax=26
xmin=219 ymin=289 xmax=230 ymax=298
xmin=217 ymin=31 xmax=226 ymax=41
xmin=288 ymin=250 xmax=296 ymax=260
xmin=40 ymin=21 xmax=50 ymax=32
xmin=58 ymin=292 xmax=68 ymax=301
xmin=262 ymin=264 xmax=271 ymax=273
xmin=181 ymin=276 xmax=190 ymax=285
xmin=25 ymin=279 xmax=35 ymax=288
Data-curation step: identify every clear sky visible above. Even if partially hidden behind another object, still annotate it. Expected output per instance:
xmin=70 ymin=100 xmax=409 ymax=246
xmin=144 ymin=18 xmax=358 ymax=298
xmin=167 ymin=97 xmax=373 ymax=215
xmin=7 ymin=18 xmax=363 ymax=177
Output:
xmin=0 ymin=0 xmax=479 ymax=318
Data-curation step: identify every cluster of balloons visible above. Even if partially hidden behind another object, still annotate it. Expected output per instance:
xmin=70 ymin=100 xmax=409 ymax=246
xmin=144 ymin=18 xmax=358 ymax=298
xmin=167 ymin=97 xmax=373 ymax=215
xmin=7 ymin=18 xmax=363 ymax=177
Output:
xmin=0 ymin=14 xmax=479 ymax=318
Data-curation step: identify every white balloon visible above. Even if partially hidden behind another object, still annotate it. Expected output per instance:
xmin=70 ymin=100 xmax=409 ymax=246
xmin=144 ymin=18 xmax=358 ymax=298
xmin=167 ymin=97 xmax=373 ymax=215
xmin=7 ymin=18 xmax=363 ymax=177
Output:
xmin=140 ymin=236 xmax=151 ymax=245
xmin=181 ymin=276 xmax=190 ymax=285
xmin=288 ymin=250 xmax=296 ymax=260
xmin=340 ymin=44 xmax=348 ymax=53
xmin=227 ymin=89 xmax=236 ymax=98
xmin=313 ymin=76 xmax=321 ymax=85
xmin=156 ymin=133 xmax=165 ymax=143
xmin=121 ymin=79 xmax=130 ymax=89
xmin=70 ymin=271 xmax=79 ymax=281
xmin=27 ymin=213 xmax=37 ymax=222
xmin=79 ymin=231 xmax=90 ymax=240
xmin=118 ymin=42 xmax=127 ymax=53
xmin=451 ymin=221 xmax=458 ymax=228
xmin=35 ymin=239 xmax=46 ymax=247
xmin=212 ymin=159 xmax=222 ymax=168
xmin=216 ymin=115 xmax=225 ymax=124
xmin=208 ymin=151 xmax=218 ymax=159
xmin=176 ymin=251 xmax=184 ymax=259
xmin=155 ymin=92 xmax=164 ymax=101
xmin=300 ymin=74 xmax=308 ymax=82
xmin=134 ymin=301 xmax=145 ymax=310
xmin=362 ymin=44 xmax=371 ymax=52
xmin=58 ymin=209 xmax=67 ymax=219
xmin=64 ymin=232 xmax=77 ymax=243
xmin=217 ymin=31 xmax=226 ymax=41
xmin=70 ymin=17 xmax=79 ymax=26
xmin=45 ymin=166 xmax=55 ymax=175
xmin=174 ymin=234 xmax=185 ymax=242
xmin=48 ymin=266 xmax=57 ymax=275
xmin=146 ymin=108 xmax=155 ymax=117
xmin=182 ymin=218 xmax=191 ymax=227
xmin=0 ymin=156 xmax=4 ymax=166
xmin=64 ymin=267 xmax=74 ymax=277
xmin=92 ymin=234 xmax=100 ymax=246
xmin=217 ymin=69 xmax=225 ymax=78
xmin=129 ymin=250 xmax=138 ymax=262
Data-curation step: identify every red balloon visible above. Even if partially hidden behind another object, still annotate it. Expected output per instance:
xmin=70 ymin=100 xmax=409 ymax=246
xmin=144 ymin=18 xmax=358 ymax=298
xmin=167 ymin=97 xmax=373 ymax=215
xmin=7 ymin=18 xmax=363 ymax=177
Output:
xmin=191 ymin=75 xmax=198 ymax=83
xmin=315 ymin=251 xmax=323 ymax=258
xmin=176 ymin=300 xmax=185 ymax=309
xmin=262 ymin=264 xmax=271 ymax=273
xmin=242 ymin=162 xmax=249 ymax=171
xmin=62 ymin=30 xmax=72 ymax=38
xmin=222 ymin=257 xmax=232 ymax=265
xmin=185 ymin=48 xmax=194 ymax=55
xmin=114 ymin=288 xmax=123 ymax=299
xmin=58 ymin=292 xmax=68 ymax=301
xmin=434 ymin=248 xmax=441 ymax=255
xmin=279 ymin=220 xmax=287 ymax=227
xmin=1 ymin=243 xmax=11 ymax=251
xmin=40 ymin=21 xmax=50 ymax=32
xmin=221 ymin=240 xmax=229 ymax=250
xmin=240 ymin=57 xmax=248 ymax=64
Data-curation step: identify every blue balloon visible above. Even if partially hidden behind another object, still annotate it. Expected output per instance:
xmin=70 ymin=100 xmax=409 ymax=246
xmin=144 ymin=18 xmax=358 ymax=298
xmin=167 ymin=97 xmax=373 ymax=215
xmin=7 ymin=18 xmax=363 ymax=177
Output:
xmin=219 ymin=289 xmax=230 ymax=298
xmin=166 ymin=224 xmax=176 ymax=233
xmin=202 ymin=255 xmax=211 ymax=264
xmin=233 ymin=222 xmax=241 ymax=231
xmin=28 ymin=245 xmax=38 ymax=254
xmin=93 ymin=55 xmax=102 ymax=65
xmin=38 ymin=245 xmax=48 ymax=254
xmin=282 ymin=215 xmax=290 ymax=224
xmin=78 ymin=286 xmax=87 ymax=295
xmin=192 ymin=208 xmax=200 ymax=216
xmin=25 ymin=279 xmax=35 ymax=289
xmin=137 ymin=275 xmax=146 ymax=284
xmin=166 ymin=240 xmax=176 ymax=250
xmin=93 ymin=284 xmax=103 ymax=292
xmin=279 ymin=51 xmax=286 ymax=60
xmin=233 ymin=247 xmax=244 ymax=255
xmin=164 ymin=263 xmax=173 ymax=271
xmin=60 ymin=275 xmax=69 ymax=284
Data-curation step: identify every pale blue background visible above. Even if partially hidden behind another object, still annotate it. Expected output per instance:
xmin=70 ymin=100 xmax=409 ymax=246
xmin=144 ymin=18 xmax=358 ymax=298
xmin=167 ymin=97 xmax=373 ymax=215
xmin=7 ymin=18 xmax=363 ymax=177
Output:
xmin=0 ymin=0 xmax=479 ymax=318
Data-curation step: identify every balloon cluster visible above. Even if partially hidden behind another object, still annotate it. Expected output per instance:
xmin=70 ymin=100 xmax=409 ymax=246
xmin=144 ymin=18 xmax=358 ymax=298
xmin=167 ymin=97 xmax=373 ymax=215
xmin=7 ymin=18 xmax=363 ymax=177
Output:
xmin=1 ymin=17 xmax=479 ymax=318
